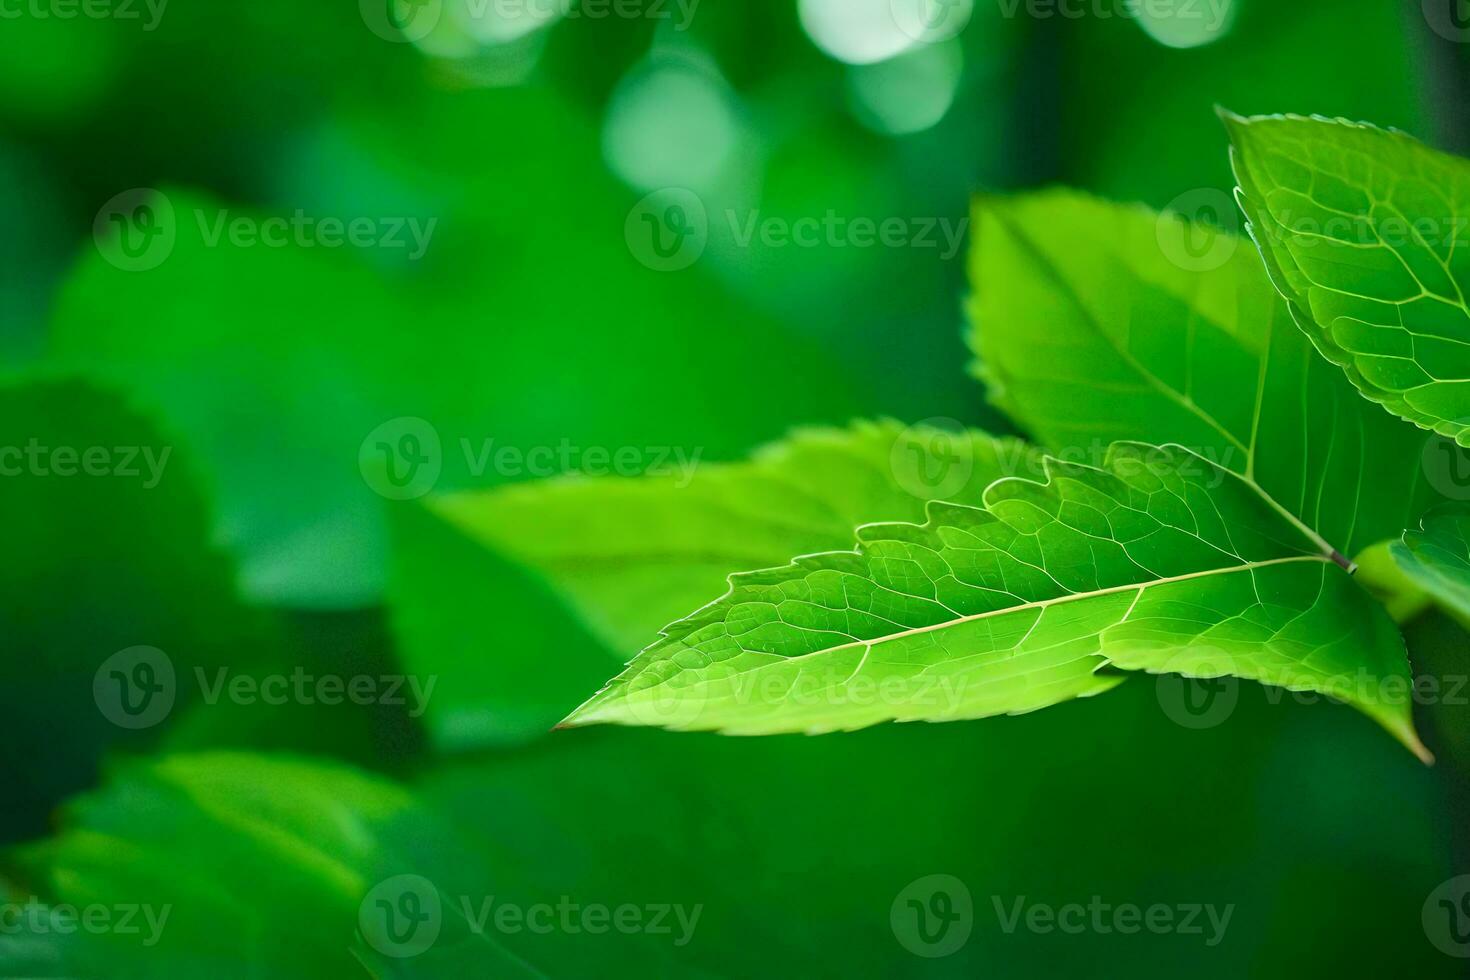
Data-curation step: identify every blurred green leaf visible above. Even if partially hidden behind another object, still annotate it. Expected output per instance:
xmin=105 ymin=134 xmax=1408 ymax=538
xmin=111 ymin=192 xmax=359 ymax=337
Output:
xmin=0 ymin=378 xmax=273 ymax=841
xmin=10 ymin=753 xmax=538 ymax=978
xmin=0 ymin=378 xmax=429 ymax=841
xmin=387 ymin=498 xmax=616 ymax=749
xmin=50 ymin=85 xmax=865 ymax=607
xmin=3 ymin=702 xmax=1459 ymax=978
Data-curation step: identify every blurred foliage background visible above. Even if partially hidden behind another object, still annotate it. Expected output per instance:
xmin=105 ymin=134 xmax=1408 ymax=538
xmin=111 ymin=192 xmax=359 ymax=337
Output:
xmin=2 ymin=0 xmax=1469 ymax=976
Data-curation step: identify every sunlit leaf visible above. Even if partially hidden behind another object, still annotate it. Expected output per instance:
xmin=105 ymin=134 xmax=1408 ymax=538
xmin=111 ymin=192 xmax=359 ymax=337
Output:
xmin=565 ymin=443 xmax=1424 ymax=757
xmin=1226 ymin=112 xmax=1470 ymax=444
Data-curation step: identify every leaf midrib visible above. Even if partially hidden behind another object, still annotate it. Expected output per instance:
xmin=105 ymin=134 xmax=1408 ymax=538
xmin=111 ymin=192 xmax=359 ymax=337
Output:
xmin=654 ymin=554 xmax=1332 ymax=673
xmin=984 ymin=206 xmax=1254 ymax=457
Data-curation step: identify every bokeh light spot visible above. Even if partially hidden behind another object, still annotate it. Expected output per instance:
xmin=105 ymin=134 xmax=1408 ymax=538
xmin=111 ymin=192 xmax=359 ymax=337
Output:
xmin=847 ymin=39 xmax=964 ymax=136
xmin=799 ymin=0 xmax=921 ymax=65
xmin=603 ymin=58 xmax=742 ymax=193
xmin=1132 ymin=0 xmax=1238 ymax=49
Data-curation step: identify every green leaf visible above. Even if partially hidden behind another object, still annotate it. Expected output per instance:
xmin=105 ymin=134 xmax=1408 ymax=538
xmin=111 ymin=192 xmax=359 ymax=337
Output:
xmin=9 ymin=754 xmax=540 ymax=978
xmin=1225 ymin=112 xmax=1470 ymax=444
xmin=966 ymin=187 xmax=1452 ymax=561
xmin=424 ymin=420 xmax=1040 ymax=654
xmin=1393 ymin=505 xmax=1470 ymax=624
xmin=0 ymin=377 xmax=281 ymax=842
xmin=46 ymin=88 xmax=869 ymax=610
xmin=390 ymin=420 xmax=1043 ymax=747
xmin=15 ymin=702 xmax=1454 ymax=978
xmin=563 ymin=443 xmax=1425 ymax=758
xmin=1350 ymin=541 xmax=1433 ymax=624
